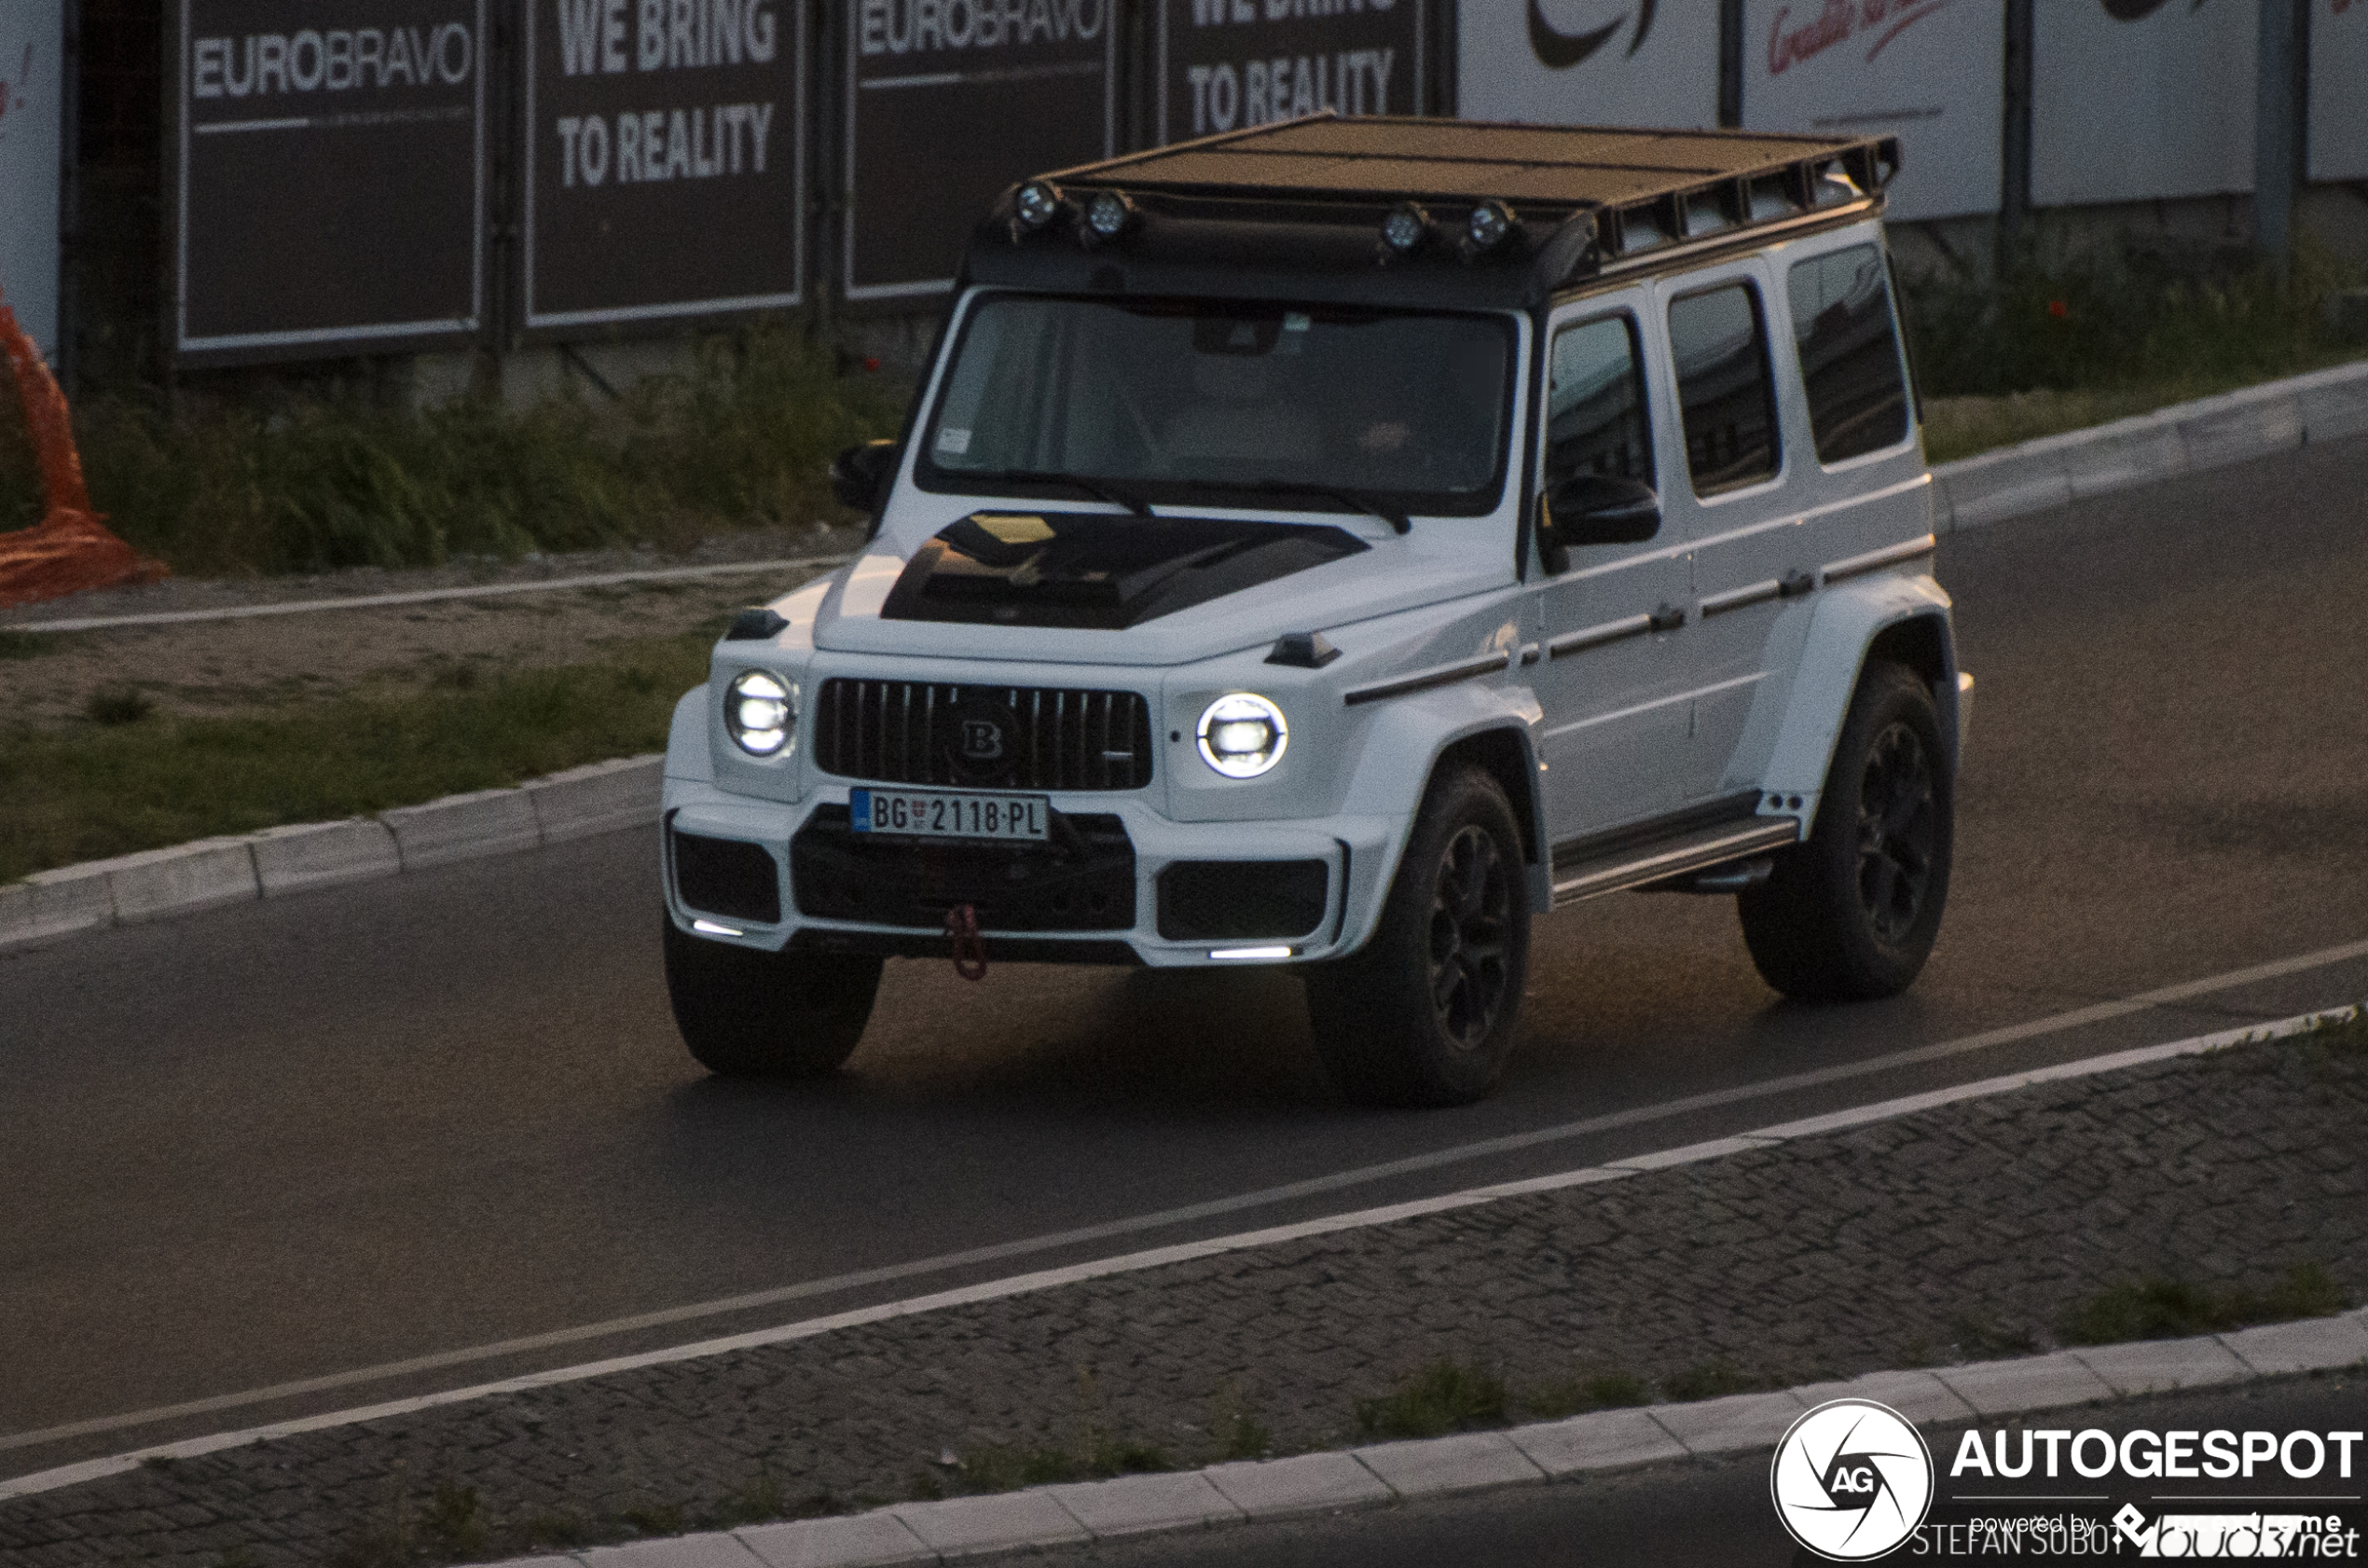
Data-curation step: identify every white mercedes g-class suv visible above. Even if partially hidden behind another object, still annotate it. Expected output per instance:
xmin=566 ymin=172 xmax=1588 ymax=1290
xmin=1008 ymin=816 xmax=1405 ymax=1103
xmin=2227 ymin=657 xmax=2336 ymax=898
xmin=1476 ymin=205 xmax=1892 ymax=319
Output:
xmin=660 ymin=115 xmax=1972 ymax=1106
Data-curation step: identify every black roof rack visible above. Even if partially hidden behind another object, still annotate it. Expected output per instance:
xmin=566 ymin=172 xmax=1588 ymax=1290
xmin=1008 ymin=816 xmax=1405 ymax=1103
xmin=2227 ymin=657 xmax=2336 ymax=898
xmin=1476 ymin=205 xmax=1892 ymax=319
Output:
xmin=964 ymin=113 xmax=1901 ymax=309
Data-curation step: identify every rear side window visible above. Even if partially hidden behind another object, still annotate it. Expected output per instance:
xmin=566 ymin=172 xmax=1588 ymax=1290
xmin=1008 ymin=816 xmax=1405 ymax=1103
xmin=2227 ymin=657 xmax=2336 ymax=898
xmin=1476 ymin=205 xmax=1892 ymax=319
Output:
xmin=1668 ymin=282 xmax=1780 ymax=495
xmin=1787 ymin=244 xmax=1911 ymax=464
xmin=1545 ymin=314 xmax=1654 ymax=490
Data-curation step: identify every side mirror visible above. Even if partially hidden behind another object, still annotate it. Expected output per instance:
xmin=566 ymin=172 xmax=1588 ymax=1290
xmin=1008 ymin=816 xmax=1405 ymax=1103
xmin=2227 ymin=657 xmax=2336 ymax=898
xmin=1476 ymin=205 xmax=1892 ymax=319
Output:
xmin=1542 ymin=473 xmax=1660 ymax=556
xmin=830 ymin=439 xmax=901 ymax=514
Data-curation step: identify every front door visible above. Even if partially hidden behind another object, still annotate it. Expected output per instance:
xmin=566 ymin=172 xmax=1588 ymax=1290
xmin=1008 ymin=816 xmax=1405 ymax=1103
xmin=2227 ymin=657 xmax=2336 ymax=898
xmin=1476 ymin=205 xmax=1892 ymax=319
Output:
xmin=1526 ymin=296 xmax=1696 ymax=850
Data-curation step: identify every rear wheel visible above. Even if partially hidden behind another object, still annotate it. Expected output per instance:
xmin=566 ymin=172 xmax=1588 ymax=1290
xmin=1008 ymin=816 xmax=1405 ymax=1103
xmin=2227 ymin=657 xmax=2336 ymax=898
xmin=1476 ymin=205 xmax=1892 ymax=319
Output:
xmin=1304 ymin=767 xmax=1531 ymax=1107
xmin=1738 ymin=661 xmax=1953 ymax=1001
xmin=661 ymin=919 xmax=881 ymax=1078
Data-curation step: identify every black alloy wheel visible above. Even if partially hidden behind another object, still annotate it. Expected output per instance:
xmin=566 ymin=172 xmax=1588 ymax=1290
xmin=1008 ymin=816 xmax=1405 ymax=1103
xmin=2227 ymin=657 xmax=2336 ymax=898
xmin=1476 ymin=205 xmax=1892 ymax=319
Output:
xmin=1855 ymin=720 xmax=1938 ymax=943
xmin=1305 ymin=766 xmax=1532 ymax=1107
xmin=1738 ymin=660 xmax=1954 ymax=1002
xmin=1429 ymin=823 xmax=1517 ymax=1052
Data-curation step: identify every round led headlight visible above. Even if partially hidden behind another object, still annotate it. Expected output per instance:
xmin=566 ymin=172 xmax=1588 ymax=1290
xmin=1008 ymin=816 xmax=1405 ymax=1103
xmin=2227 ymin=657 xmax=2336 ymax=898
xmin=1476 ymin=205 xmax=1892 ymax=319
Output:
xmin=1014 ymin=180 xmax=1063 ymax=230
xmin=1466 ymin=199 xmax=1515 ymax=252
xmin=725 ymin=669 xmax=793 ymax=757
xmin=1195 ymin=693 xmax=1288 ymax=779
xmin=1083 ymin=188 xmax=1135 ymax=242
xmin=1380 ymin=201 xmax=1431 ymax=255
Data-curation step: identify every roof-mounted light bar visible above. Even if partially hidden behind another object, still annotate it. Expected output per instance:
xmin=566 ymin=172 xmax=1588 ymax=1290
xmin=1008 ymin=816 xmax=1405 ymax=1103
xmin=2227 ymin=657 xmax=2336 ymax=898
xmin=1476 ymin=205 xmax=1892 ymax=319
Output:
xmin=1014 ymin=179 xmax=1063 ymax=230
xmin=1465 ymin=199 xmax=1516 ymax=255
xmin=1380 ymin=200 xmax=1431 ymax=255
xmin=1081 ymin=188 xmax=1136 ymax=246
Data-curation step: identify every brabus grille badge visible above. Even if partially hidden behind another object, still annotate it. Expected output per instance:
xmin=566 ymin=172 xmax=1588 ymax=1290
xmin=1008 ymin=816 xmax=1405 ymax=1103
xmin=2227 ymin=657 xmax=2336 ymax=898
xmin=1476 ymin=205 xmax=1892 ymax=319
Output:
xmin=877 ymin=511 xmax=1367 ymax=630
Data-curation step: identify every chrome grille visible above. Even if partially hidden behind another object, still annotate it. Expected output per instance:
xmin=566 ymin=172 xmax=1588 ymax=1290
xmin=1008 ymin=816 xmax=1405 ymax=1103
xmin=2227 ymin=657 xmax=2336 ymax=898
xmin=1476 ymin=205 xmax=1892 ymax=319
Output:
xmin=812 ymin=680 xmax=1155 ymax=791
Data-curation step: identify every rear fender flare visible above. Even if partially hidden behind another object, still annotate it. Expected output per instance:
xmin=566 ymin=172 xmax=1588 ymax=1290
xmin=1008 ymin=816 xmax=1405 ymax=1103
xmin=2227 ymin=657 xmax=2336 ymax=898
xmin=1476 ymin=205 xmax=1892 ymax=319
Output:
xmin=1756 ymin=577 xmax=1959 ymax=820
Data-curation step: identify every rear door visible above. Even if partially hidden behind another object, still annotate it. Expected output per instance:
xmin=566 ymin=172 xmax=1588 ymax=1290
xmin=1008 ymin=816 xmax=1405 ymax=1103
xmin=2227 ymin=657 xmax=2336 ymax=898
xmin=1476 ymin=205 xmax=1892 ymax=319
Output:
xmin=1651 ymin=260 xmax=1796 ymax=808
xmin=1665 ymin=236 xmax=1925 ymax=801
xmin=1526 ymin=293 xmax=1696 ymax=846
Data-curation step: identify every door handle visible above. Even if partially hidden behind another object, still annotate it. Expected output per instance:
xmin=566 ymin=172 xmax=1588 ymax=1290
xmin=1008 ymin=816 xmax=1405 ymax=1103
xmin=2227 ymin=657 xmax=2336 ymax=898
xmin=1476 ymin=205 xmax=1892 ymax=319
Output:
xmin=1648 ymin=602 xmax=1687 ymax=633
xmin=1779 ymin=570 xmax=1816 ymax=598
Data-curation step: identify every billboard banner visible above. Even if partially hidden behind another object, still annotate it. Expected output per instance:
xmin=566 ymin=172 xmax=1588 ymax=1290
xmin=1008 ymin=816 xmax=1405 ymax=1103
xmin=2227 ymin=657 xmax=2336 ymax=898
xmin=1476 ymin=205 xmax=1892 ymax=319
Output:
xmin=525 ymin=0 xmax=805 ymax=330
xmin=174 ymin=0 xmax=485 ymax=363
xmin=1742 ymin=0 xmax=2002 ymax=223
xmin=2031 ymin=0 xmax=2255 ymax=208
xmin=2309 ymin=0 xmax=2368 ymax=184
xmin=846 ymin=0 xmax=1115 ymax=302
xmin=1157 ymin=0 xmax=1425 ymax=145
xmin=1455 ymin=0 xmax=1716 ymax=131
xmin=0 ymin=0 xmax=62 ymax=363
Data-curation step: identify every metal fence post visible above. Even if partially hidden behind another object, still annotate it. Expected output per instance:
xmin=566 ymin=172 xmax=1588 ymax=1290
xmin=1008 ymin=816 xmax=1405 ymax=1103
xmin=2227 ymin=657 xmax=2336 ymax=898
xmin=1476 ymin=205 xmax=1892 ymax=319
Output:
xmin=2253 ymin=0 xmax=2306 ymax=270
xmin=1997 ymin=0 xmax=2031 ymax=278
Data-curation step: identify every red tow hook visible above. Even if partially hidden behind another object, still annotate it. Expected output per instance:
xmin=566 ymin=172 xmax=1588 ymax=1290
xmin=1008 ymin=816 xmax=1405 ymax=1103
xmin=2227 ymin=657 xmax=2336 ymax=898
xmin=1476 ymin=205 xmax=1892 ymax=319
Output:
xmin=944 ymin=902 xmax=988 ymax=982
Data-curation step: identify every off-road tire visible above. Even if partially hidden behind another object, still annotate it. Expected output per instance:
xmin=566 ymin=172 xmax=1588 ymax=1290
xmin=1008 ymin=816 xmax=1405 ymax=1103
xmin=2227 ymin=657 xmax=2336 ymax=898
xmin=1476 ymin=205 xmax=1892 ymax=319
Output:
xmin=1738 ymin=661 xmax=1953 ymax=1001
xmin=662 ymin=919 xmax=882 ymax=1078
xmin=1304 ymin=766 xmax=1531 ymax=1107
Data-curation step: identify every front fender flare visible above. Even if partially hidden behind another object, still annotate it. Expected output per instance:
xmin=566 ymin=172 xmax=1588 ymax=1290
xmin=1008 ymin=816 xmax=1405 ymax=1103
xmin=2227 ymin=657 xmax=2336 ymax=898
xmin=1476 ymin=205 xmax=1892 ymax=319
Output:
xmin=1333 ymin=680 xmax=1550 ymax=950
xmin=663 ymin=684 xmax=714 ymax=804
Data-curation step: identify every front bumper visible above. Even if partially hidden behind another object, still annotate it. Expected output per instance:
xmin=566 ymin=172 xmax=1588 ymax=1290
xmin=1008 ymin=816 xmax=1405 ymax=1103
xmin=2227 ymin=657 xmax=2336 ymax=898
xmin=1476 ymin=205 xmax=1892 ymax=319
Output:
xmin=661 ymin=778 xmax=1402 ymax=968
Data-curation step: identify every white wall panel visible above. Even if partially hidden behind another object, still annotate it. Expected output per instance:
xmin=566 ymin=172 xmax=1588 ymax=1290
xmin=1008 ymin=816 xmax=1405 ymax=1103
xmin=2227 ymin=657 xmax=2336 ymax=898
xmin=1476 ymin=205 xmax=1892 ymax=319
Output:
xmin=1744 ymin=0 xmax=2003 ymax=221
xmin=2033 ymin=0 xmax=2256 ymax=207
xmin=1458 ymin=0 xmax=1717 ymax=131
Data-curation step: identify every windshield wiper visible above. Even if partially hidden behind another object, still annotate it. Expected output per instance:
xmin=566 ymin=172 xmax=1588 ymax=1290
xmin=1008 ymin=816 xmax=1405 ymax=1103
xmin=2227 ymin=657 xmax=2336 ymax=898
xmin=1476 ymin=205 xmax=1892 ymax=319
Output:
xmin=964 ymin=468 xmax=1151 ymax=516
xmin=1244 ymin=478 xmax=1411 ymax=535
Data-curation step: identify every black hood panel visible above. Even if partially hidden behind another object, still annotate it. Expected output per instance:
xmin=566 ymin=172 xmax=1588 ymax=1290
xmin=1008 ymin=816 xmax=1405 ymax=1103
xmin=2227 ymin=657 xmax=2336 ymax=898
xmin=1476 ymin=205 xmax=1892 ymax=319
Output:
xmin=877 ymin=511 xmax=1369 ymax=630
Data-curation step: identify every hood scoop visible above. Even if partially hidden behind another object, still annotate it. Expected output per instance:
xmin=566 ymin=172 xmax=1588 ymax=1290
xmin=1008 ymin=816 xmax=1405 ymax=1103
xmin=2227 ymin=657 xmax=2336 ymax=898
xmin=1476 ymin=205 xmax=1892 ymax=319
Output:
xmin=878 ymin=511 xmax=1370 ymax=630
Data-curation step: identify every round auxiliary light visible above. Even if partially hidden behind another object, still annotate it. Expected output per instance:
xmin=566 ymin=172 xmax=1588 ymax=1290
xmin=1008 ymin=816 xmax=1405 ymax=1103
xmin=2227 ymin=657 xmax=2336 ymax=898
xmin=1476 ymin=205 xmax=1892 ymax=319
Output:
xmin=1083 ymin=188 xmax=1135 ymax=242
xmin=725 ymin=668 xmax=793 ymax=757
xmin=1014 ymin=180 xmax=1063 ymax=230
xmin=1380 ymin=201 xmax=1431 ymax=255
xmin=1466 ymin=199 xmax=1515 ymax=253
xmin=1195 ymin=693 xmax=1288 ymax=779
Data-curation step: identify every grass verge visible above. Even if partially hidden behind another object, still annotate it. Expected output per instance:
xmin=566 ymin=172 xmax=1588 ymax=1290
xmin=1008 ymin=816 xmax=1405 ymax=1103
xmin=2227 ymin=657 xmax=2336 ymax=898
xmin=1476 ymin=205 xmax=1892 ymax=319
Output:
xmin=1901 ymin=245 xmax=2365 ymax=463
xmin=1919 ymin=356 xmax=2365 ymax=465
xmin=2059 ymin=1263 xmax=2352 ymax=1346
xmin=1355 ymin=1357 xmax=1509 ymax=1440
xmin=0 ymin=628 xmax=714 ymax=884
xmin=1 ymin=322 xmax=903 ymax=575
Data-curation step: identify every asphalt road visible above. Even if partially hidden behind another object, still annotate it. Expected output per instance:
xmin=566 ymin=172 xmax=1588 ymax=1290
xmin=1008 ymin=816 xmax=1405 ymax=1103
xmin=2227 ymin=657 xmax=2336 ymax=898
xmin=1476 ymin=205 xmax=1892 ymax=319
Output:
xmin=7 ymin=438 xmax=2368 ymax=1476
xmin=1019 ymin=1375 xmax=2368 ymax=1568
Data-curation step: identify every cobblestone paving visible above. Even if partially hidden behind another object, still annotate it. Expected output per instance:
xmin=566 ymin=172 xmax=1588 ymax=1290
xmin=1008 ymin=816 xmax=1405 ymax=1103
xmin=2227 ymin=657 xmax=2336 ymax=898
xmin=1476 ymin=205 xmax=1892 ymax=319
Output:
xmin=6 ymin=1034 xmax=2363 ymax=1567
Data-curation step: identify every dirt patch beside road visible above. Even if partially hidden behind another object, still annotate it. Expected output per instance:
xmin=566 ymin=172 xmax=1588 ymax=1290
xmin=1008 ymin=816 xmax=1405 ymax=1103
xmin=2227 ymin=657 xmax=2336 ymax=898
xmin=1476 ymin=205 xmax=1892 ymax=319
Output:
xmin=0 ymin=527 xmax=861 ymax=727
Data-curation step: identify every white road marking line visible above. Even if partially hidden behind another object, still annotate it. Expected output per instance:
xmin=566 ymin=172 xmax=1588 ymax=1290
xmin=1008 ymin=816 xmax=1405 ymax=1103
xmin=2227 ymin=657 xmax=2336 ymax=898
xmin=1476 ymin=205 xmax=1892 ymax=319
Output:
xmin=2 ymin=994 xmax=2359 ymax=1500
xmin=0 ymin=555 xmax=852 ymax=635
xmin=7 ymin=942 xmax=2362 ymax=1456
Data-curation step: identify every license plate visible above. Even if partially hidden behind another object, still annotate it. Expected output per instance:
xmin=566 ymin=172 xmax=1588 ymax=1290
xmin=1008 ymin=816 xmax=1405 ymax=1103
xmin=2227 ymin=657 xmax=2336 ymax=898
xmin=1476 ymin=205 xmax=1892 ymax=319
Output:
xmin=850 ymin=788 xmax=1050 ymax=842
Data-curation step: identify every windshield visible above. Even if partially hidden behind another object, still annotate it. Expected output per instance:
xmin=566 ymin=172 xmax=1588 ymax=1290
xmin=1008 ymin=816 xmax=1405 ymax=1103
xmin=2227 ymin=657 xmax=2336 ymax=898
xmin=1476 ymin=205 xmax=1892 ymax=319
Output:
xmin=916 ymin=295 xmax=1517 ymax=518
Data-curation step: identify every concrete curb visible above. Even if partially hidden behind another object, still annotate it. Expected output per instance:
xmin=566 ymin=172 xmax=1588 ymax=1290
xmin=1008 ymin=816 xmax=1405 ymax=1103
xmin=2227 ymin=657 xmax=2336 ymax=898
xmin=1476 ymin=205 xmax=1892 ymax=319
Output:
xmin=0 ymin=756 xmax=662 ymax=954
xmin=7 ymin=359 xmax=2366 ymax=956
xmin=477 ymin=1306 xmax=2368 ymax=1568
xmin=1930 ymin=358 xmax=2368 ymax=535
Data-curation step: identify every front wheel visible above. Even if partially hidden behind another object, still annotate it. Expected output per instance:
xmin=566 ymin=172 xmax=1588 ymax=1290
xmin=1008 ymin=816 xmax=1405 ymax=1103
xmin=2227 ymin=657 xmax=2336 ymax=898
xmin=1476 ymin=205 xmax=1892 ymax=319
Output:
xmin=1738 ymin=661 xmax=1954 ymax=1001
xmin=661 ymin=918 xmax=882 ymax=1078
xmin=1304 ymin=767 xmax=1531 ymax=1107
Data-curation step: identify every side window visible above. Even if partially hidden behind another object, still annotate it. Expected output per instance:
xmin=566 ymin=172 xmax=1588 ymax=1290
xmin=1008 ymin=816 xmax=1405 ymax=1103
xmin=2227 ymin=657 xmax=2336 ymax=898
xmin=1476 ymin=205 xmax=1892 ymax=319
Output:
xmin=1544 ymin=314 xmax=1653 ymax=490
xmin=1668 ymin=282 xmax=1780 ymax=495
xmin=1788 ymin=244 xmax=1911 ymax=464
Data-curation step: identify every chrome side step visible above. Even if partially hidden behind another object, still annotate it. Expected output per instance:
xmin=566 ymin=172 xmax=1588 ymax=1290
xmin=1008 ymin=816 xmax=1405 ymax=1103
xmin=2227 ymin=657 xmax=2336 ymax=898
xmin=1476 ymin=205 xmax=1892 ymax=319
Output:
xmin=1549 ymin=818 xmax=1801 ymax=908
